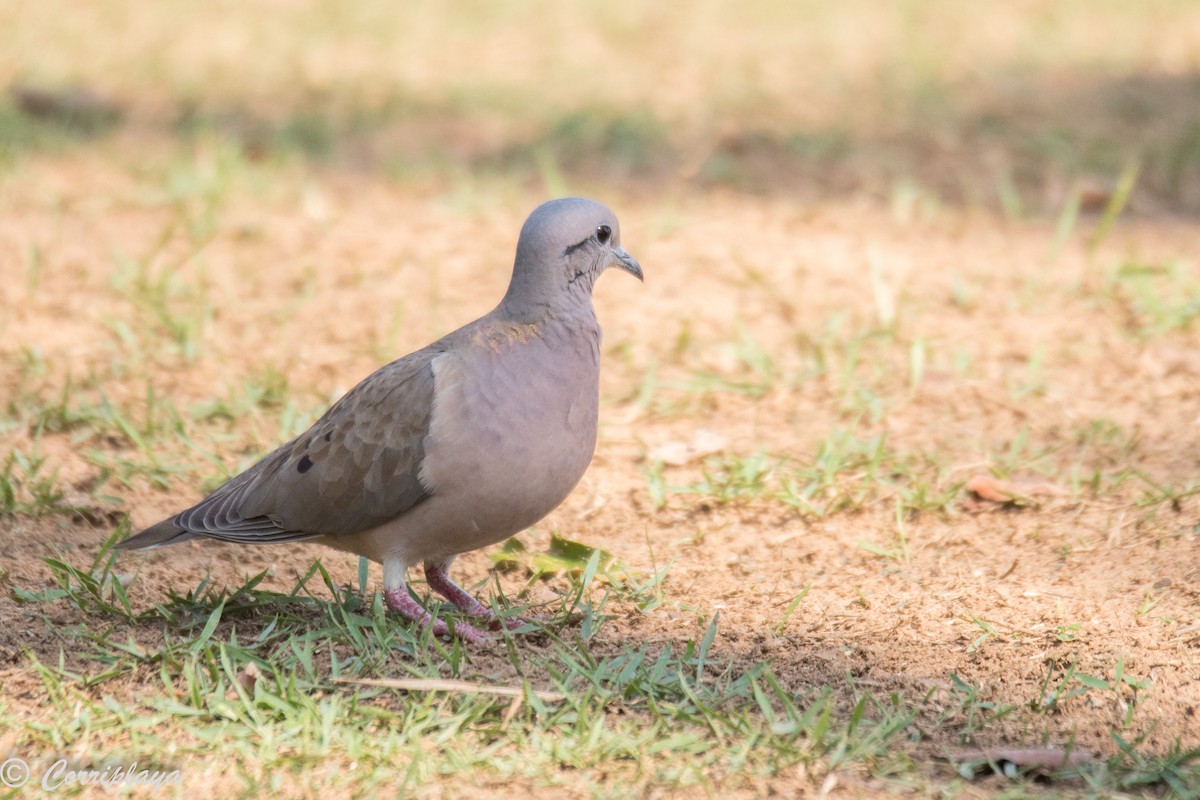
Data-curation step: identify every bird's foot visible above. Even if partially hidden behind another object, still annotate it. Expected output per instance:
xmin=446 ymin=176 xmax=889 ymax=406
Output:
xmin=383 ymin=587 xmax=488 ymax=644
xmin=485 ymin=612 xmax=538 ymax=632
xmin=424 ymin=561 xmax=531 ymax=631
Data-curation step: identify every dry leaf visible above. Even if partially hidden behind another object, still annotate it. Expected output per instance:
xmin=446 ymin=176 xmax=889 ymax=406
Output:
xmin=964 ymin=474 xmax=1068 ymax=508
xmin=965 ymin=474 xmax=1016 ymax=503
xmin=1078 ymin=181 xmax=1112 ymax=214
xmin=225 ymin=662 xmax=262 ymax=700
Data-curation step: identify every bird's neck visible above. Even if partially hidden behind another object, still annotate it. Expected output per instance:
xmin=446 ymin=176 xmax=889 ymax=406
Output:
xmin=495 ymin=283 xmax=597 ymax=326
xmin=478 ymin=299 xmax=600 ymax=351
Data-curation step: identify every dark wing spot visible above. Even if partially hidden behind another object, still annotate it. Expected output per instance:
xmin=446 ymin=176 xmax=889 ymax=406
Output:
xmin=324 ymin=430 xmax=333 ymax=442
xmin=297 ymin=455 xmax=314 ymax=474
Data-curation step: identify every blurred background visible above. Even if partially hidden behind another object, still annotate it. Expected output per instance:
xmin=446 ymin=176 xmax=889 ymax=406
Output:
xmin=4 ymin=0 xmax=1200 ymax=214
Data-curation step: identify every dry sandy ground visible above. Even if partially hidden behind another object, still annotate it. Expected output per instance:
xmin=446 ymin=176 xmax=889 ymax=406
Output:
xmin=1 ymin=143 xmax=1198 ymax=797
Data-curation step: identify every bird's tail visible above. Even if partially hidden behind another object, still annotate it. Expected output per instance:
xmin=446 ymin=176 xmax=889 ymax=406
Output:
xmin=117 ymin=518 xmax=196 ymax=549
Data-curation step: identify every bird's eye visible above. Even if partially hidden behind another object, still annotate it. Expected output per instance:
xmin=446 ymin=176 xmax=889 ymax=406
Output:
xmin=596 ymin=224 xmax=612 ymax=244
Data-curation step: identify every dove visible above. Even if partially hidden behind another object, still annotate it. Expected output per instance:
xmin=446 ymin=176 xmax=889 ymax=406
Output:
xmin=118 ymin=197 xmax=643 ymax=643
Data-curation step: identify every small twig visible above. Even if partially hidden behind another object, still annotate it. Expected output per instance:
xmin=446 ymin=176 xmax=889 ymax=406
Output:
xmin=333 ymin=677 xmax=567 ymax=702
xmin=949 ymin=747 xmax=1093 ymax=773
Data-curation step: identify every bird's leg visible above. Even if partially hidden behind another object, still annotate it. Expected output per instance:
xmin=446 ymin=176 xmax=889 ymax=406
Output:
xmin=424 ymin=560 xmax=527 ymax=631
xmin=382 ymin=558 xmax=488 ymax=644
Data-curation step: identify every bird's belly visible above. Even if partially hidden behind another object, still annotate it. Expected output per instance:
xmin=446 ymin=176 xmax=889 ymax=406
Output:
xmin=395 ymin=337 xmax=600 ymax=563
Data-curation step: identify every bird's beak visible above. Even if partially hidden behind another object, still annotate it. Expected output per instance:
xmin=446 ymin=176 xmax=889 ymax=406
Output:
xmin=611 ymin=246 xmax=644 ymax=282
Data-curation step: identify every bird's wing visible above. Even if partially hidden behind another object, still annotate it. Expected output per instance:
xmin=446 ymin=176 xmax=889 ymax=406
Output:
xmin=127 ymin=347 xmax=442 ymax=547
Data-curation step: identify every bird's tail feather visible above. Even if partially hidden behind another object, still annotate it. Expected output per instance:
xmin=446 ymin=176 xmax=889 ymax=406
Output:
xmin=117 ymin=519 xmax=196 ymax=549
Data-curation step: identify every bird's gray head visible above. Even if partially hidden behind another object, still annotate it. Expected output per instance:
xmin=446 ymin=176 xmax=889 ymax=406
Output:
xmin=499 ymin=197 xmax=642 ymax=321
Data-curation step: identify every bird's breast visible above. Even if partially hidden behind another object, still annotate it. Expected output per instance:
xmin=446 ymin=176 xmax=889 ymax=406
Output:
xmin=415 ymin=320 xmax=601 ymax=552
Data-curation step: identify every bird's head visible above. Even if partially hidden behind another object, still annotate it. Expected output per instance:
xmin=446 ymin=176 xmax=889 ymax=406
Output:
xmin=500 ymin=197 xmax=642 ymax=320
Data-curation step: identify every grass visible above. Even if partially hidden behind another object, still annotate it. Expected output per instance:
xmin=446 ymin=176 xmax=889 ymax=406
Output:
xmin=3 ymin=1 xmax=1200 ymax=797
xmin=647 ymin=427 xmax=959 ymax=519
xmin=0 ymin=446 xmax=72 ymax=518
xmin=1097 ymin=260 xmax=1200 ymax=338
xmin=4 ymin=189 xmax=1196 ymax=793
xmin=8 ymin=532 xmax=920 ymax=795
xmin=7 ymin=536 xmax=1198 ymax=796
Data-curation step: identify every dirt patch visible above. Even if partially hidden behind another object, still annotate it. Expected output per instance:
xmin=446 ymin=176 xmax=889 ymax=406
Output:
xmin=3 ymin=156 xmax=1199 ymax=792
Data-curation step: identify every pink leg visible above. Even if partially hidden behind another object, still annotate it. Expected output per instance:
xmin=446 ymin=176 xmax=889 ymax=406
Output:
xmin=424 ymin=561 xmax=528 ymax=631
xmin=383 ymin=586 xmax=488 ymax=645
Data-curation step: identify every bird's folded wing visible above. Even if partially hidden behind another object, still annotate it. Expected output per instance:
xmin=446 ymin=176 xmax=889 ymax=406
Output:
xmin=167 ymin=348 xmax=442 ymax=544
